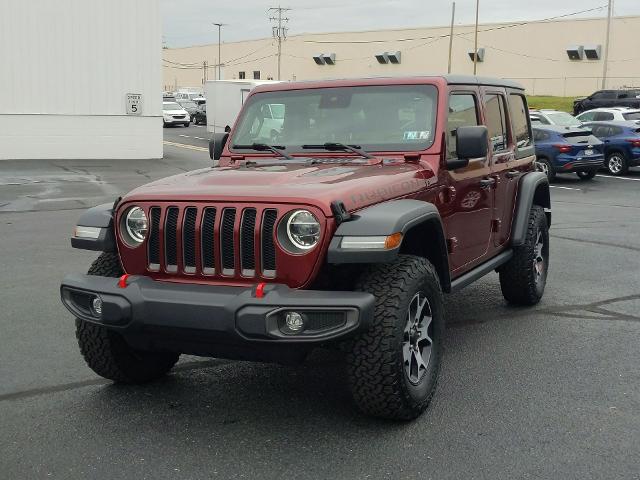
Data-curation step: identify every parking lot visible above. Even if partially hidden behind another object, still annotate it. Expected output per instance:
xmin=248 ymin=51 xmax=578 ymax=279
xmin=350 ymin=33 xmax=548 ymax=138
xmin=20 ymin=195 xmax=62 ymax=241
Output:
xmin=1 ymin=134 xmax=639 ymax=479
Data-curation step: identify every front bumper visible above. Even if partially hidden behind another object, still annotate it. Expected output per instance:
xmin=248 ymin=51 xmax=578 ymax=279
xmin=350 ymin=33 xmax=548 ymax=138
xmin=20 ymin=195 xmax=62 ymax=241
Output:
xmin=60 ymin=274 xmax=375 ymax=359
xmin=163 ymin=117 xmax=189 ymax=124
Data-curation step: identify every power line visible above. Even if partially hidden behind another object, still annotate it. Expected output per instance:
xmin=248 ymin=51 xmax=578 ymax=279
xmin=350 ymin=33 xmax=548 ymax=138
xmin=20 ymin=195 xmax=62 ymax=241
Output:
xmin=301 ymin=5 xmax=607 ymax=44
xmin=269 ymin=6 xmax=291 ymax=80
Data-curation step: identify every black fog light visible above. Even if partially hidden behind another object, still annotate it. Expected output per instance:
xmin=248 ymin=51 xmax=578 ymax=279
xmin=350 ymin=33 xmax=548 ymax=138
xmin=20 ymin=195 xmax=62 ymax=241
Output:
xmin=91 ymin=296 xmax=103 ymax=317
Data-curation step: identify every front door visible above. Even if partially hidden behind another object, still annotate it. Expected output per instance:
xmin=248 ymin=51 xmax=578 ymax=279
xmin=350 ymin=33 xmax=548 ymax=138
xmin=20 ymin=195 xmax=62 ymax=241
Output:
xmin=442 ymin=89 xmax=493 ymax=275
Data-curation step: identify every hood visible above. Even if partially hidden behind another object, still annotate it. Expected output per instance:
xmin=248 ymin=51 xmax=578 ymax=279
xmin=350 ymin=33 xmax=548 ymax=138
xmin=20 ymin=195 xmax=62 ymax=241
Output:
xmin=163 ymin=109 xmax=187 ymax=115
xmin=123 ymin=159 xmax=438 ymax=216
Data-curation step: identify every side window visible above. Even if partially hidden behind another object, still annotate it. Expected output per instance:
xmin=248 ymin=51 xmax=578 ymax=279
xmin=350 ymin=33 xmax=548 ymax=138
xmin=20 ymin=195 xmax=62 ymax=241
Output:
xmin=447 ymin=93 xmax=479 ymax=159
xmin=593 ymin=91 xmax=616 ymax=100
xmin=610 ymin=126 xmax=623 ymax=136
xmin=484 ymin=94 xmax=509 ymax=152
xmin=594 ymin=112 xmax=614 ymax=121
xmin=579 ymin=111 xmax=596 ymax=121
xmin=508 ymin=94 xmax=532 ymax=148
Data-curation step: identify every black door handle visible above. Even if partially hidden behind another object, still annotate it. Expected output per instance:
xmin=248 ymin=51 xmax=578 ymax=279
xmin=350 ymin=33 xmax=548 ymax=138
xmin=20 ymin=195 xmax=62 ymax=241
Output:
xmin=506 ymin=170 xmax=520 ymax=179
xmin=479 ymin=178 xmax=496 ymax=189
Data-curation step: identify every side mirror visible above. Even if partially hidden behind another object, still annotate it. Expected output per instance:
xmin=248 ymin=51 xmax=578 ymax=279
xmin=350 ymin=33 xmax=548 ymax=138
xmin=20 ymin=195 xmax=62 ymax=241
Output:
xmin=209 ymin=132 xmax=229 ymax=160
xmin=447 ymin=125 xmax=488 ymax=170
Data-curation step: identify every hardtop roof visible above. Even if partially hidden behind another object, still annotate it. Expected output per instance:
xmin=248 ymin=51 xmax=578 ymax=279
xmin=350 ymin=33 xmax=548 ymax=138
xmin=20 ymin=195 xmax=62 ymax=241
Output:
xmin=250 ymin=75 xmax=525 ymax=94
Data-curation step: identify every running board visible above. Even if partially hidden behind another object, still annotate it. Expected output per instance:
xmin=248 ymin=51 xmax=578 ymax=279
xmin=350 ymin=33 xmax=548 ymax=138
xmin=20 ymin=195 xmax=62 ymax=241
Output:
xmin=449 ymin=249 xmax=513 ymax=293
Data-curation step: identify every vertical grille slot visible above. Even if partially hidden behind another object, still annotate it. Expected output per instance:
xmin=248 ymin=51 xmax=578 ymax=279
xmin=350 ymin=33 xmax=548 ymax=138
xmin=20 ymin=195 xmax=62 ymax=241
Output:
xmin=148 ymin=207 xmax=161 ymax=271
xmin=165 ymin=207 xmax=179 ymax=273
xmin=201 ymin=208 xmax=216 ymax=275
xmin=183 ymin=207 xmax=197 ymax=273
xmin=261 ymin=209 xmax=277 ymax=277
xmin=240 ymin=208 xmax=257 ymax=276
xmin=221 ymin=208 xmax=236 ymax=275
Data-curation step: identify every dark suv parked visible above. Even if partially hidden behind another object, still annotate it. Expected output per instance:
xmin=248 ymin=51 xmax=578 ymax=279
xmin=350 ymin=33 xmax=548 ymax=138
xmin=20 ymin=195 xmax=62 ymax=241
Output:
xmin=573 ymin=89 xmax=640 ymax=115
xmin=533 ymin=126 xmax=604 ymax=181
xmin=61 ymin=76 xmax=550 ymax=420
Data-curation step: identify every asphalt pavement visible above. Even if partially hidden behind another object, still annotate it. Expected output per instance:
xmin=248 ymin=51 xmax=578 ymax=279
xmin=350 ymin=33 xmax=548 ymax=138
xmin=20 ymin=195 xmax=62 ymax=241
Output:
xmin=1 ymin=137 xmax=639 ymax=479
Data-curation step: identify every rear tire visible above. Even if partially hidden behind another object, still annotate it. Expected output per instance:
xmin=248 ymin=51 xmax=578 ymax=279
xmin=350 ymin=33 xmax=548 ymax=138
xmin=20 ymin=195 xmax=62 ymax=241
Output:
xmin=536 ymin=157 xmax=555 ymax=182
xmin=576 ymin=170 xmax=596 ymax=180
xmin=606 ymin=152 xmax=628 ymax=176
xmin=499 ymin=206 xmax=549 ymax=306
xmin=347 ymin=255 xmax=444 ymax=420
xmin=75 ymin=253 xmax=179 ymax=383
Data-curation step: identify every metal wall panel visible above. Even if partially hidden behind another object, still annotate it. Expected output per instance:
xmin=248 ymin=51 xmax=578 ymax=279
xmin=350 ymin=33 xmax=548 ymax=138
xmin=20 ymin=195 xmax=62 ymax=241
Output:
xmin=0 ymin=0 xmax=161 ymax=159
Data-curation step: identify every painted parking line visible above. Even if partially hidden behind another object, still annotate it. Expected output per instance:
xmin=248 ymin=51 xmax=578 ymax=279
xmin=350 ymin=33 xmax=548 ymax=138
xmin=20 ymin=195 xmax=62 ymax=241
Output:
xmin=178 ymin=134 xmax=190 ymax=138
xmin=550 ymin=185 xmax=581 ymax=191
xmin=596 ymin=175 xmax=640 ymax=182
xmin=162 ymin=140 xmax=208 ymax=152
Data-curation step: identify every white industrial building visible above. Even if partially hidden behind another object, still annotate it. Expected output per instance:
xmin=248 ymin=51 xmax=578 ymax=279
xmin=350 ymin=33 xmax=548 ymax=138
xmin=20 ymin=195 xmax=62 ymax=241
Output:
xmin=0 ymin=0 xmax=162 ymax=160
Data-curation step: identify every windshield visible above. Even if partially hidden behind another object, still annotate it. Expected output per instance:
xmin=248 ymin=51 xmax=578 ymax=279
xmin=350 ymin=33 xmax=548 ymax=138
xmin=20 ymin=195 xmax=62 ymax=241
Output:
xmin=181 ymin=101 xmax=197 ymax=108
xmin=231 ymin=85 xmax=438 ymax=153
xmin=623 ymin=112 xmax=640 ymax=120
xmin=547 ymin=112 xmax=581 ymax=127
xmin=163 ymin=102 xmax=182 ymax=110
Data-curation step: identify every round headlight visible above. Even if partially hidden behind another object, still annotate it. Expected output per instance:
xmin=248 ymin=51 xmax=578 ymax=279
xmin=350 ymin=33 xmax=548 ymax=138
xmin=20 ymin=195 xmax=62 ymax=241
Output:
xmin=286 ymin=210 xmax=320 ymax=250
xmin=123 ymin=206 xmax=148 ymax=246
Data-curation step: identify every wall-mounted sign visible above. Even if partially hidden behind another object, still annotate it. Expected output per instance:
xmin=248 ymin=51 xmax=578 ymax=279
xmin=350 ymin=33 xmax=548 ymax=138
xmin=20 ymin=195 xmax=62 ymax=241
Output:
xmin=126 ymin=93 xmax=142 ymax=115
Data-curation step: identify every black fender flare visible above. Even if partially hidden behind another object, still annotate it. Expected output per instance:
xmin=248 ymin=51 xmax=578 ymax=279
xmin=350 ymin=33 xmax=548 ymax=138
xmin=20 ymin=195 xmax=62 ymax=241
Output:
xmin=511 ymin=171 xmax=551 ymax=246
xmin=70 ymin=202 xmax=117 ymax=252
xmin=327 ymin=199 xmax=450 ymax=289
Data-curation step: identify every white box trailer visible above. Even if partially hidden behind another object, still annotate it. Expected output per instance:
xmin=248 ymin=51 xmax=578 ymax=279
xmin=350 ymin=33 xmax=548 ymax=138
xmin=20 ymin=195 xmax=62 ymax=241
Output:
xmin=204 ymin=80 xmax=281 ymax=133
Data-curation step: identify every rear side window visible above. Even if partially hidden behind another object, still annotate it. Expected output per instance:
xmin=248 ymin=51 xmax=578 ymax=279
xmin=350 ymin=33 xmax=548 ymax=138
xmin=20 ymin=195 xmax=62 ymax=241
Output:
xmin=594 ymin=112 xmax=614 ymax=121
xmin=623 ymin=112 xmax=640 ymax=120
xmin=484 ymin=94 xmax=509 ymax=152
xmin=447 ymin=93 xmax=479 ymax=159
xmin=508 ymin=94 xmax=532 ymax=148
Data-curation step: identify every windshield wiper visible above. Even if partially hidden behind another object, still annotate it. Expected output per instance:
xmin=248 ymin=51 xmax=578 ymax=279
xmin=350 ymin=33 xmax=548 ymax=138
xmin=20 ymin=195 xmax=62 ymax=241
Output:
xmin=233 ymin=143 xmax=293 ymax=160
xmin=301 ymin=142 xmax=373 ymax=159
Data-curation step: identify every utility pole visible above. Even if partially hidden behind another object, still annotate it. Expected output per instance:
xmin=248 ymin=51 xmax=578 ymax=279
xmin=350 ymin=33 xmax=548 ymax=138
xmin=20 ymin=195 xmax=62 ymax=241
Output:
xmin=601 ymin=0 xmax=613 ymax=89
xmin=269 ymin=6 xmax=291 ymax=81
xmin=447 ymin=2 xmax=456 ymax=74
xmin=203 ymin=61 xmax=208 ymax=84
xmin=473 ymin=0 xmax=479 ymax=75
xmin=213 ymin=23 xmax=226 ymax=80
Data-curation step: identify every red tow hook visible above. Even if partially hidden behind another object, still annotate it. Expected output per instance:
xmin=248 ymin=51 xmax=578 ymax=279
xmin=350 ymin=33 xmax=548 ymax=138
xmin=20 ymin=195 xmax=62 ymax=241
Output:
xmin=118 ymin=274 xmax=131 ymax=289
xmin=255 ymin=282 xmax=266 ymax=298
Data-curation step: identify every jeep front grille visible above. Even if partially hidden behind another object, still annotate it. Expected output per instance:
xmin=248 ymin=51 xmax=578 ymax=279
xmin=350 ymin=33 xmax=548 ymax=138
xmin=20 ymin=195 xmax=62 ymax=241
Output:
xmin=145 ymin=205 xmax=279 ymax=279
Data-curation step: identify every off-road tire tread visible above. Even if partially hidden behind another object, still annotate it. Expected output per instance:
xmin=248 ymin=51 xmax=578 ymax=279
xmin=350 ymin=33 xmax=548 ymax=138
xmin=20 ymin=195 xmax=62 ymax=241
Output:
xmin=76 ymin=252 xmax=179 ymax=383
xmin=499 ymin=206 xmax=548 ymax=305
xmin=347 ymin=255 xmax=443 ymax=420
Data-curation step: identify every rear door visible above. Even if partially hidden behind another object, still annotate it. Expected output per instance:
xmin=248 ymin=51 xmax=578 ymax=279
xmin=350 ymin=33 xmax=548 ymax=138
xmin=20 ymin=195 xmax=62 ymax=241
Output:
xmin=481 ymin=88 xmax=517 ymax=248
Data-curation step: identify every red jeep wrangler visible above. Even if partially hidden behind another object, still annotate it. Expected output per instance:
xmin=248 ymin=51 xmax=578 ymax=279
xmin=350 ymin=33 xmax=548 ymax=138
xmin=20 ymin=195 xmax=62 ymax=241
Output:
xmin=61 ymin=76 xmax=550 ymax=420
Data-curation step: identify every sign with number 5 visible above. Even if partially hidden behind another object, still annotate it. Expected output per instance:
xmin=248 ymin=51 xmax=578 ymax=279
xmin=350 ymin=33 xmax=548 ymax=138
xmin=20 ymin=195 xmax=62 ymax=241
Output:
xmin=126 ymin=93 xmax=142 ymax=115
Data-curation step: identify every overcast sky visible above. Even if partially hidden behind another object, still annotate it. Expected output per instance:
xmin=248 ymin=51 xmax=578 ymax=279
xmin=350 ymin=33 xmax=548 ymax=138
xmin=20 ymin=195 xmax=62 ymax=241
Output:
xmin=161 ymin=0 xmax=638 ymax=48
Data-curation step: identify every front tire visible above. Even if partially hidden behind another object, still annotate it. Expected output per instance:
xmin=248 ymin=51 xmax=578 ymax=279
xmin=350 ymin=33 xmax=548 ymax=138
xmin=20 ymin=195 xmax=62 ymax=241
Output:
xmin=76 ymin=253 xmax=179 ymax=383
xmin=347 ymin=255 xmax=444 ymax=420
xmin=499 ymin=206 xmax=549 ymax=306
xmin=606 ymin=152 xmax=628 ymax=176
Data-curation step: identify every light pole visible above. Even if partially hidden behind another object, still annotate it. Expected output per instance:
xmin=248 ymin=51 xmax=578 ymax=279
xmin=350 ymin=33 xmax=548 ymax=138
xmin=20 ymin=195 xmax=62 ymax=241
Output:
xmin=601 ymin=0 xmax=613 ymax=89
xmin=447 ymin=2 xmax=456 ymax=74
xmin=473 ymin=0 xmax=479 ymax=75
xmin=212 ymin=23 xmax=227 ymax=80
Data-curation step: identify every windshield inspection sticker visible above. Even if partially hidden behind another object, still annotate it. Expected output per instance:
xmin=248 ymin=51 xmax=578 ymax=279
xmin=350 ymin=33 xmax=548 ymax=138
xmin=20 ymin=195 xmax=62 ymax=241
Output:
xmin=403 ymin=130 xmax=430 ymax=140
